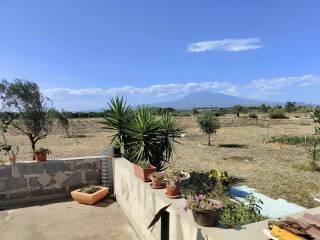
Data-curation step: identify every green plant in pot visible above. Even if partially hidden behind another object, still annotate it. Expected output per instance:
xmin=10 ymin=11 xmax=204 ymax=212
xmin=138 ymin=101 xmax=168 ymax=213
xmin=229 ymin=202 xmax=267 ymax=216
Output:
xmin=132 ymin=160 xmax=156 ymax=182
xmin=186 ymin=194 xmax=224 ymax=227
xmin=149 ymin=172 xmax=164 ymax=189
xmin=102 ymin=97 xmax=183 ymax=171
xmin=34 ymin=147 xmax=51 ymax=162
xmin=164 ymin=167 xmax=189 ymax=198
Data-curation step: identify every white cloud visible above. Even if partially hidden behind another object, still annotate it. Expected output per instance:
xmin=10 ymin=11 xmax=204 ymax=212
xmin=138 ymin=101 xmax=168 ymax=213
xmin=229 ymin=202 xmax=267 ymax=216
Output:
xmin=42 ymin=74 xmax=320 ymax=110
xmin=250 ymin=74 xmax=320 ymax=91
xmin=186 ymin=38 xmax=262 ymax=53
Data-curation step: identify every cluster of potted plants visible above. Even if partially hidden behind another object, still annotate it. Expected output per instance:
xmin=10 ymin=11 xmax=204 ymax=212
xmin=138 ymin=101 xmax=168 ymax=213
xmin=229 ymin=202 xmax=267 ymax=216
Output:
xmin=132 ymin=160 xmax=190 ymax=199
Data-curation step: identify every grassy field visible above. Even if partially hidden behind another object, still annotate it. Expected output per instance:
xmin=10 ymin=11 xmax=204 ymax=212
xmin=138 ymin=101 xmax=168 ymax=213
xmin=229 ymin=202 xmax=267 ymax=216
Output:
xmin=2 ymin=115 xmax=320 ymax=208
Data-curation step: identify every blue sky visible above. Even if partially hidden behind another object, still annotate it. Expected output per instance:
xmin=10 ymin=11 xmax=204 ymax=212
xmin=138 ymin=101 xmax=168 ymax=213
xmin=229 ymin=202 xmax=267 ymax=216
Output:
xmin=0 ymin=0 xmax=319 ymax=110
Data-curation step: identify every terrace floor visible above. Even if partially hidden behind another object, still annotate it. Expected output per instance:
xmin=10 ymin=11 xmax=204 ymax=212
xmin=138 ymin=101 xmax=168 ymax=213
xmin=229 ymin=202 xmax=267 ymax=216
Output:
xmin=0 ymin=199 xmax=139 ymax=240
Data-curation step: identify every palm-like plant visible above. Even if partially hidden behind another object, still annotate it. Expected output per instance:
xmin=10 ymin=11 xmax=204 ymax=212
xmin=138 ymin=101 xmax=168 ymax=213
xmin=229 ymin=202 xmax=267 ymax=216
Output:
xmin=102 ymin=97 xmax=133 ymax=149
xmin=103 ymin=98 xmax=183 ymax=171
xmin=197 ymin=112 xmax=220 ymax=146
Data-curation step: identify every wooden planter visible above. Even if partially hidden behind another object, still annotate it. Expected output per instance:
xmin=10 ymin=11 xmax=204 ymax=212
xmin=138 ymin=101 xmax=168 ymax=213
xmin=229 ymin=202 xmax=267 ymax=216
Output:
xmin=71 ymin=186 xmax=109 ymax=205
xmin=34 ymin=152 xmax=47 ymax=162
xmin=133 ymin=164 xmax=156 ymax=182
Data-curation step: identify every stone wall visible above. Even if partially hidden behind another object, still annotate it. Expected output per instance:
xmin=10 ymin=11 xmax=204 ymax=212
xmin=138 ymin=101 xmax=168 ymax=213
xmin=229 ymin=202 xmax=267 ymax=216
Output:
xmin=0 ymin=156 xmax=112 ymax=208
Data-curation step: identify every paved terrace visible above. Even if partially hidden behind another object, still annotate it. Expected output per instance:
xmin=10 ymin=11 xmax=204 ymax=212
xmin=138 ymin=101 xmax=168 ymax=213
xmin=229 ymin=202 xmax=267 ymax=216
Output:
xmin=0 ymin=199 xmax=139 ymax=240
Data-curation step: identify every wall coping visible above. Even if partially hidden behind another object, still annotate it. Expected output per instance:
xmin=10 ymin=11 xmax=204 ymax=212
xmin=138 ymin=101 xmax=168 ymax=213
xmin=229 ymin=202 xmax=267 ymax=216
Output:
xmin=1 ymin=155 xmax=108 ymax=166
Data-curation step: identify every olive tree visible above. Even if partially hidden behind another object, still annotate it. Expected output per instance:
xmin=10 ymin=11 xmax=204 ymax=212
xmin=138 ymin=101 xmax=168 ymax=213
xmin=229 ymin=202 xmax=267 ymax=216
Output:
xmin=197 ymin=112 xmax=220 ymax=146
xmin=232 ymin=105 xmax=244 ymax=118
xmin=0 ymin=79 xmax=54 ymax=157
xmin=55 ymin=109 xmax=70 ymax=137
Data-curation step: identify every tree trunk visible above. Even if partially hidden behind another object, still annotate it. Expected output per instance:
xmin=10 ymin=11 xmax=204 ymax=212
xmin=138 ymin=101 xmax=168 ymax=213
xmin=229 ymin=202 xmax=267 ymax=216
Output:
xmin=208 ymin=133 xmax=211 ymax=146
xmin=237 ymin=111 xmax=240 ymax=118
xmin=29 ymin=137 xmax=36 ymax=160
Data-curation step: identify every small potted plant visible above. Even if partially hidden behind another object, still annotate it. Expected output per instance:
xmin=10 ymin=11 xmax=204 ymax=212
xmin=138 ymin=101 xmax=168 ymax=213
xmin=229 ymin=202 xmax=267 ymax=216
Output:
xmin=133 ymin=160 xmax=156 ymax=182
xmin=164 ymin=167 xmax=190 ymax=198
xmin=71 ymin=185 xmax=109 ymax=205
xmin=186 ymin=194 xmax=224 ymax=227
xmin=149 ymin=172 xmax=164 ymax=188
xmin=34 ymin=147 xmax=51 ymax=161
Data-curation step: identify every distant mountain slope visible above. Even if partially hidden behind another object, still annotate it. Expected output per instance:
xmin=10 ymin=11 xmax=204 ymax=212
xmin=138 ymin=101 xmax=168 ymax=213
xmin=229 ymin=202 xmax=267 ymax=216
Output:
xmin=151 ymin=92 xmax=272 ymax=109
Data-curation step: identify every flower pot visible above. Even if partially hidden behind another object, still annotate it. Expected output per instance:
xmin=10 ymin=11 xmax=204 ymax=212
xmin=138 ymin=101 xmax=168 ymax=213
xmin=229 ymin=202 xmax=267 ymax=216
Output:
xmin=150 ymin=174 xmax=164 ymax=188
xmin=34 ymin=152 xmax=47 ymax=162
xmin=133 ymin=164 xmax=156 ymax=182
xmin=165 ymin=181 xmax=181 ymax=197
xmin=71 ymin=186 xmax=109 ymax=205
xmin=192 ymin=209 xmax=220 ymax=227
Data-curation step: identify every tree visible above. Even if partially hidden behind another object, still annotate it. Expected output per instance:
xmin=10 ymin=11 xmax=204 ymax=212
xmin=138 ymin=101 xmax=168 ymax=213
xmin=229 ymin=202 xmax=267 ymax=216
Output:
xmin=197 ymin=112 xmax=220 ymax=146
xmin=55 ymin=110 xmax=70 ymax=137
xmin=192 ymin=108 xmax=199 ymax=116
xmin=0 ymin=79 xmax=54 ymax=158
xmin=312 ymin=106 xmax=320 ymax=134
xmin=259 ymin=104 xmax=270 ymax=113
xmin=285 ymin=102 xmax=296 ymax=113
xmin=232 ymin=105 xmax=244 ymax=118
xmin=305 ymin=136 xmax=320 ymax=171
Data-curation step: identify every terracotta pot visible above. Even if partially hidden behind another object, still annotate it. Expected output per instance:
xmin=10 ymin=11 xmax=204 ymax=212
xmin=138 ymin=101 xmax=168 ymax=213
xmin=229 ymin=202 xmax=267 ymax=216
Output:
xmin=71 ymin=186 xmax=109 ymax=205
xmin=133 ymin=164 xmax=156 ymax=182
xmin=150 ymin=174 xmax=164 ymax=188
xmin=165 ymin=181 xmax=181 ymax=197
xmin=34 ymin=152 xmax=47 ymax=162
xmin=192 ymin=209 xmax=220 ymax=227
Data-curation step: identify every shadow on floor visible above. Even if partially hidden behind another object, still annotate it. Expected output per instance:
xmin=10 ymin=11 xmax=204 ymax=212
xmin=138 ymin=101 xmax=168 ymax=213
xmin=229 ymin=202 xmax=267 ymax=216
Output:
xmin=218 ymin=144 xmax=249 ymax=149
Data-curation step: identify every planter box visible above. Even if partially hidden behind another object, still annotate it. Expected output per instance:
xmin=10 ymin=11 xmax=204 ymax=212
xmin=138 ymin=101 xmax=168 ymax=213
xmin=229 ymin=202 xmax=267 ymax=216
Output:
xmin=133 ymin=164 xmax=156 ymax=182
xmin=71 ymin=186 xmax=109 ymax=205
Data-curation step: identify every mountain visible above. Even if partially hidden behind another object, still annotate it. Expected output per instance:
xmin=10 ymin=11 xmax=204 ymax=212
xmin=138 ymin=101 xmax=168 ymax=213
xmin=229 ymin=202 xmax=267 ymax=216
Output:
xmin=151 ymin=92 xmax=274 ymax=109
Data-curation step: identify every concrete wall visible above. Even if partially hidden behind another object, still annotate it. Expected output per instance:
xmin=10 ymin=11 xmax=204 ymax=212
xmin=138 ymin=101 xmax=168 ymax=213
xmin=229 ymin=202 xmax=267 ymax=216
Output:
xmin=0 ymin=156 xmax=112 ymax=208
xmin=114 ymin=157 xmax=276 ymax=240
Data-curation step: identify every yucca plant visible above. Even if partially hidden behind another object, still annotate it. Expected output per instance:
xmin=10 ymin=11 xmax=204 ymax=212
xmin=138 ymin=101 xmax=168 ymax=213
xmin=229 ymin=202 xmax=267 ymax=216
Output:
xmin=102 ymin=97 xmax=133 ymax=153
xmin=103 ymin=98 xmax=183 ymax=171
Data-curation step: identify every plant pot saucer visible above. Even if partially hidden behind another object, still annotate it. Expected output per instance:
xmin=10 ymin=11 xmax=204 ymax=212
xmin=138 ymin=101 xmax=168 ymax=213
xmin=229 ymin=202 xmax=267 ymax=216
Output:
xmin=165 ymin=192 xmax=181 ymax=199
xmin=150 ymin=183 xmax=165 ymax=189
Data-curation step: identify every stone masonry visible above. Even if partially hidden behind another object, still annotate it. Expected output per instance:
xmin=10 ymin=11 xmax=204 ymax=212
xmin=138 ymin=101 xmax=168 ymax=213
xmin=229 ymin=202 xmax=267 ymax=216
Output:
xmin=0 ymin=156 xmax=113 ymax=208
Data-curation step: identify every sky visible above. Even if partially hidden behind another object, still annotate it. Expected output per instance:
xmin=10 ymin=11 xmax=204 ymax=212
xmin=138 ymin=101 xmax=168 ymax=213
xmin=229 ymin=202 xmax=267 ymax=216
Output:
xmin=0 ymin=0 xmax=319 ymax=110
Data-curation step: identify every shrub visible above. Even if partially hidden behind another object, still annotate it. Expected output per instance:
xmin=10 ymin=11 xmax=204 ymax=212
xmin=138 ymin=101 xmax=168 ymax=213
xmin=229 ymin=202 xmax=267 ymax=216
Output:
xmin=271 ymin=135 xmax=320 ymax=145
xmin=269 ymin=111 xmax=289 ymax=119
xmin=248 ymin=112 xmax=258 ymax=119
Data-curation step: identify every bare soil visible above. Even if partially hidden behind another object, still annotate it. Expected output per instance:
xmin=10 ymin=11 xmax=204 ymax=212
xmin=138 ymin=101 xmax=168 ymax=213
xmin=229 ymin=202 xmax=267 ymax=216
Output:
xmin=2 ymin=116 xmax=320 ymax=208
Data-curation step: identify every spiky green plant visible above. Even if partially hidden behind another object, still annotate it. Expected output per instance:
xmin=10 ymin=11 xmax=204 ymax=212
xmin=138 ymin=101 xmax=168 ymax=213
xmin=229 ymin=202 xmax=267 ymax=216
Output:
xmin=102 ymin=97 xmax=133 ymax=150
xmin=103 ymin=99 xmax=182 ymax=171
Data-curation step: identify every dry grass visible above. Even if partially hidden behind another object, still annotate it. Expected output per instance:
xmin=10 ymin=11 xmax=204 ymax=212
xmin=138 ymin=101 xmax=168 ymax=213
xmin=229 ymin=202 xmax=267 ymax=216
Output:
xmin=2 ymin=116 xmax=320 ymax=208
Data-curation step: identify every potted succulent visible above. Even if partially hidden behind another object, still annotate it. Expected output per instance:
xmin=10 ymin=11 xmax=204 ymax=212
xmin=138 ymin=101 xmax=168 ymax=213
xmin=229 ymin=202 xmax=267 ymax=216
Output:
xmin=186 ymin=194 xmax=224 ymax=227
xmin=71 ymin=185 xmax=109 ymax=205
xmin=149 ymin=172 xmax=164 ymax=188
xmin=164 ymin=167 xmax=190 ymax=198
xmin=34 ymin=147 xmax=51 ymax=161
xmin=133 ymin=160 xmax=156 ymax=182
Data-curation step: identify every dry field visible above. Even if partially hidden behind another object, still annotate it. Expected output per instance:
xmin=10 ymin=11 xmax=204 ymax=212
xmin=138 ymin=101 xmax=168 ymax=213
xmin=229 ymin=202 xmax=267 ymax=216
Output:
xmin=2 ymin=116 xmax=320 ymax=208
